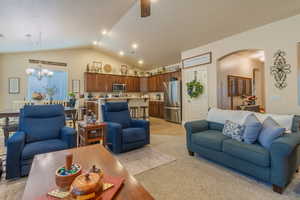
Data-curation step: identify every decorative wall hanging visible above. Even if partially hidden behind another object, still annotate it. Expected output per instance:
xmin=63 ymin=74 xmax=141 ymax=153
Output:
xmin=270 ymin=50 xmax=291 ymax=89
xmin=103 ymin=64 xmax=112 ymax=73
xmin=120 ymin=65 xmax=128 ymax=75
xmin=186 ymin=71 xmax=204 ymax=98
xmin=8 ymin=77 xmax=20 ymax=94
xmin=182 ymin=52 xmax=212 ymax=69
xmin=72 ymin=80 xmax=80 ymax=93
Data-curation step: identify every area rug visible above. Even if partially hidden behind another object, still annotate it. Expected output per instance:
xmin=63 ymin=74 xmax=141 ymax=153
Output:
xmin=116 ymin=146 xmax=176 ymax=175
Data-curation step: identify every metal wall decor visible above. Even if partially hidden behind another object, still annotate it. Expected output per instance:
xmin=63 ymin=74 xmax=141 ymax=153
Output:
xmin=270 ymin=50 xmax=291 ymax=89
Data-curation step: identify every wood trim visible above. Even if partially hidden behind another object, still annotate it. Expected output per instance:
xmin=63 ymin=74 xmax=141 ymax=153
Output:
xmin=29 ymin=59 xmax=67 ymax=67
xmin=182 ymin=52 xmax=212 ymax=70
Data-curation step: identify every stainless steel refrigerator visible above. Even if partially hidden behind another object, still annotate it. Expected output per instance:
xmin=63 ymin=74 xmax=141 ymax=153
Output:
xmin=164 ymin=80 xmax=182 ymax=123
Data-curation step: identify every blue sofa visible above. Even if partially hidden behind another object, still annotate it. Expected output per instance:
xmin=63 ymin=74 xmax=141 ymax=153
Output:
xmin=185 ymin=115 xmax=300 ymax=194
xmin=6 ymin=105 xmax=76 ymax=179
xmin=102 ymin=102 xmax=150 ymax=154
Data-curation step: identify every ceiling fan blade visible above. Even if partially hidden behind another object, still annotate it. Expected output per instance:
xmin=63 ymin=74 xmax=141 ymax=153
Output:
xmin=141 ymin=0 xmax=151 ymax=17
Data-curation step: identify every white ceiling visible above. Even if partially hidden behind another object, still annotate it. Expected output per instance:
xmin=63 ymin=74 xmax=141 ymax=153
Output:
xmin=1 ymin=0 xmax=300 ymax=69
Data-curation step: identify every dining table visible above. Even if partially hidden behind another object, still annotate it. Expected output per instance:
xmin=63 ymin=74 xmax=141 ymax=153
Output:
xmin=0 ymin=107 xmax=77 ymax=144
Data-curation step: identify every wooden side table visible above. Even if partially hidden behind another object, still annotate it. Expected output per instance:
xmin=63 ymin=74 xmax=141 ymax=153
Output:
xmin=77 ymin=122 xmax=107 ymax=147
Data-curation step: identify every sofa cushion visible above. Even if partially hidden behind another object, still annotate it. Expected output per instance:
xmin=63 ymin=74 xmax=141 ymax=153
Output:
xmin=123 ymin=128 xmax=146 ymax=144
xmin=222 ymin=120 xmax=245 ymax=142
xmin=207 ymin=107 xmax=250 ymax=125
xmin=258 ymin=117 xmax=285 ymax=149
xmin=22 ymin=139 xmax=68 ymax=160
xmin=223 ymin=139 xmax=270 ymax=167
xmin=192 ymin=130 xmax=230 ymax=151
xmin=243 ymin=114 xmax=263 ymax=144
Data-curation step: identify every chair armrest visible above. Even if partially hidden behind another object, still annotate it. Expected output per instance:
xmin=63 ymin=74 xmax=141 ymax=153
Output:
xmin=60 ymin=127 xmax=77 ymax=148
xmin=270 ymin=133 xmax=300 ymax=187
xmin=6 ymin=131 xmax=26 ymax=179
xmin=184 ymin=120 xmax=208 ymax=134
xmin=106 ymin=122 xmax=123 ymax=154
xmin=131 ymin=120 xmax=150 ymax=144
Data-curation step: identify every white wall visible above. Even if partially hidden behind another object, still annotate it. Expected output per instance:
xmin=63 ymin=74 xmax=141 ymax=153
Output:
xmin=0 ymin=48 xmax=142 ymax=110
xmin=181 ymin=14 xmax=300 ymax=121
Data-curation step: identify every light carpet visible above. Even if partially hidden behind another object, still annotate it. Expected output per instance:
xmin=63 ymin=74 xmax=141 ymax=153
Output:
xmin=1 ymin=134 xmax=300 ymax=200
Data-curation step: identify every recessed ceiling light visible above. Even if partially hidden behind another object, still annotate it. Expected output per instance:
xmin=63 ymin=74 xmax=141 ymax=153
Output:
xmin=93 ymin=41 xmax=98 ymax=45
xmin=0 ymin=34 xmax=4 ymax=38
xmin=138 ymin=60 xmax=144 ymax=65
xmin=102 ymin=29 xmax=107 ymax=35
xmin=119 ymin=51 xmax=124 ymax=56
xmin=132 ymin=43 xmax=138 ymax=49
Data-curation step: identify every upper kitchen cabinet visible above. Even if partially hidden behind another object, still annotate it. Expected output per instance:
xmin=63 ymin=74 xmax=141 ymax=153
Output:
xmin=140 ymin=77 xmax=148 ymax=93
xmin=85 ymin=73 xmax=99 ymax=92
xmin=147 ymin=70 xmax=181 ymax=92
xmin=84 ymin=73 xmax=141 ymax=93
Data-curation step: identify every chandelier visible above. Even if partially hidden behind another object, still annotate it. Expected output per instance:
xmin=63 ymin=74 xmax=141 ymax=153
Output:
xmin=26 ymin=64 xmax=53 ymax=80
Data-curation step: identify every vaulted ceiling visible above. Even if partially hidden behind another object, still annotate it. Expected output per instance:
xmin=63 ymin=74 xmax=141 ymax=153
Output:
xmin=1 ymin=0 xmax=300 ymax=69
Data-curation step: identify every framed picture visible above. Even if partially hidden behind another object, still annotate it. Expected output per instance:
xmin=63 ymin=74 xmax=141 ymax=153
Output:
xmin=8 ymin=77 xmax=20 ymax=94
xmin=72 ymin=80 xmax=80 ymax=93
xmin=182 ymin=52 xmax=212 ymax=69
xmin=92 ymin=61 xmax=102 ymax=73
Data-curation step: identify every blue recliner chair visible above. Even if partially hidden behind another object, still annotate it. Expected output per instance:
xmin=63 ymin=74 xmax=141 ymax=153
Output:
xmin=102 ymin=102 xmax=150 ymax=154
xmin=6 ymin=105 xmax=76 ymax=179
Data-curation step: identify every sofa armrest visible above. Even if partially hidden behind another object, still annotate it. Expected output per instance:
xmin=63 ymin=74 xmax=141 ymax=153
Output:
xmin=184 ymin=120 xmax=209 ymax=152
xmin=6 ymin=131 xmax=26 ymax=179
xmin=184 ymin=120 xmax=208 ymax=134
xmin=106 ymin=122 xmax=123 ymax=154
xmin=270 ymin=133 xmax=300 ymax=187
xmin=131 ymin=120 xmax=150 ymax=144
xmin=60 ymin=127 xmax=77 ymax=148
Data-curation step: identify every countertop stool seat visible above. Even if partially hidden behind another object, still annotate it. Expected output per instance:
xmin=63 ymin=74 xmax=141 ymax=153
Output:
xmin=130 ymin=106 xmax=139 ymax=119
xmin=140 ymin=106 xmax=149 ymax=120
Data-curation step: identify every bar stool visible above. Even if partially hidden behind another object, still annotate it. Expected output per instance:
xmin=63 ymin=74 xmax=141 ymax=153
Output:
xmin=130 ymin=106 xmax=139 ymax=119
xmin=140 ymin=106 xmax=149 ymax=120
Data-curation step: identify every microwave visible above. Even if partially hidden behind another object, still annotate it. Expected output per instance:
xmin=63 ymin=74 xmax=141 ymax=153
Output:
xmin=112 ymin=84 xmax=126 ymax=92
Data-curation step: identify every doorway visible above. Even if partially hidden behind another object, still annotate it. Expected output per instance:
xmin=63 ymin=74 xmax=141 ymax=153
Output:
xmin=217 ymin=50 xmax=265 ymax=112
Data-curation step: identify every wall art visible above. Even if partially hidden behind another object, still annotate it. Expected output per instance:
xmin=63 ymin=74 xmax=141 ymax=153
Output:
xmin=270 ymin=50 xmax=291 ymax=89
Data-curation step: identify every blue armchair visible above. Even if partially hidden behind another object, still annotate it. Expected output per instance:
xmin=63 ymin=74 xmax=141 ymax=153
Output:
xmin=6 ymin=105 xmax=76 ymax=179
xmin=102 ymin=102 xmax=150 ymax=154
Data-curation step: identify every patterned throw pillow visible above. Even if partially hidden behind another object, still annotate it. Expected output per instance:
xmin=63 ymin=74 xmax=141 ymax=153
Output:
xmin=222 ymin=120 xmax=245 ymax=142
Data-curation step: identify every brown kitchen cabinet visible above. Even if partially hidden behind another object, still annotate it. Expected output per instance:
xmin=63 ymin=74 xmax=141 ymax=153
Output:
xmin=85 ymin=72 xmax=140 ymax=93
xmin=147 ymin=70 xmax=181 ymax=92
xmin=149 ymin=101 xmax=164 ymax=118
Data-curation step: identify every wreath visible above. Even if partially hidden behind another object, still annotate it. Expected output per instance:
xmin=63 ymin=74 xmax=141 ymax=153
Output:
xmin=186 ymin=80 xmax=204 ymax=98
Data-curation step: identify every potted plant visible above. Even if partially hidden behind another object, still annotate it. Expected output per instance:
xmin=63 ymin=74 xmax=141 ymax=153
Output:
xmin=68 ymin=92 xmax=76 ymax=108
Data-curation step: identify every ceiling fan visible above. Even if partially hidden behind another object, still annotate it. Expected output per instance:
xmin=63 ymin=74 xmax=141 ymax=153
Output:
xmin=140 ymin=0 xmax=151 ymax=17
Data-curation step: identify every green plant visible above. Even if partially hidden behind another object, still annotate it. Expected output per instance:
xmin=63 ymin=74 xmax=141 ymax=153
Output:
xmin=68 ymin=92 xmax=76 ymax=98
xmin=186 ymin=80 xmax=204 ymax=98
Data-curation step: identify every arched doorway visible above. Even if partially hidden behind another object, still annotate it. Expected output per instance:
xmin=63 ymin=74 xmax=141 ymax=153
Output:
xmin=217 ymin=49 xmax=266 ymax=111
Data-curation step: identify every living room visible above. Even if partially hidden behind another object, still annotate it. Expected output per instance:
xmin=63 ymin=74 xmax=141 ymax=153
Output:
xmin=1 ymin=0 xmax=300 ymax=200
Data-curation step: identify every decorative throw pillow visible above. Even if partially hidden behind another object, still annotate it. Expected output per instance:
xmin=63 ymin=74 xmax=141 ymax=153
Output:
xmin=243 ymin=114 xmax=263 ymax=144
xmin=222 ymin=120 xmax=245 ymax=142
xmin=258 ymin=117 xmax=285 ymax=149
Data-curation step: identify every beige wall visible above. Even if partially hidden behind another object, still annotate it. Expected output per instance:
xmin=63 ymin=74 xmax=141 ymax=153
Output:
xmin=0 ymin=48 xmax=142 ymax=110
xmin=181 ymin=14 xmax=300 ymax=120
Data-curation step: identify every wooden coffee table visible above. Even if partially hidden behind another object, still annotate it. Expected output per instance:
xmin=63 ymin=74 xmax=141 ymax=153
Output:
xmin=22 ymin=145 xmax=154 ymax=200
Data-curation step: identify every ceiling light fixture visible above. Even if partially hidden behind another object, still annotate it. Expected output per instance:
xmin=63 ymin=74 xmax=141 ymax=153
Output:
xmin=138 ymin=60 xmax=144 ymax=65
xmin=132 ymin=43 xmax=138 ymax=49
xmin=93 ymin=41 xmax=98 ymax=45
xmin=119 ymin=51 xmax=124 ymax=56
xmin=102 ymin=29 xmax=107 ymax=35
xmin=0 ymin=34 xmax=4 ymax=38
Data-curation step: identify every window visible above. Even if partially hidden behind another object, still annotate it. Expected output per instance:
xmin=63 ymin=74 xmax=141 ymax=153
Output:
xmin=27 ymin=69 xmax=68 ymax=100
